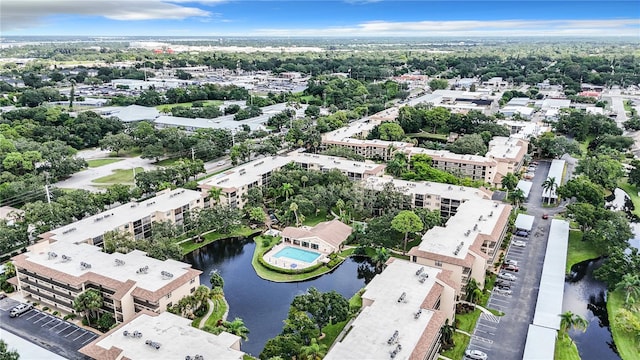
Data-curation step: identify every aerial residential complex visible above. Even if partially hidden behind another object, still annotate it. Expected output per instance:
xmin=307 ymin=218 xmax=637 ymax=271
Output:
xmin=325 ymin=259 xmax=456 ymax=360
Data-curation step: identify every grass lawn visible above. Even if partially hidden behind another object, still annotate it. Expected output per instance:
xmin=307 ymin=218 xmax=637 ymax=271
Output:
xmin=303 ymin=210 xmax=331 ymax=226
xmin=319 ymin=320 xmax=348 ymax=349
xmin=555 ymin=334 xmax=581 ymax=360
xmin=624 ymin=100 xmax=633 ymax=112
xmin=618 ymin=180 xmax=640 ymax=218
xmin=566 ymin=230 xmax=602 ymax=274
xmin=607 ymin=290 xmax=640 ymax=360
xmin=110 ymin=148 xmax=142 ymax=158
xmin=156 ymin=100 xmax=223 ymax=111
xmin=407 ymin=132 xmax=449 ymax=141
xmin=155 ymin=157 xmax=184 ymax=167
xmin=204 ymin=297 xmax=228 ymax=328
xmin=92 ymin=167 xmax=143 ymax=184
xmin=442 ymin=332 xmax=470 ymax=360
xmin=87 ymin=158 xmax=123 ymax=168
xmin=456 ymin=309 xmax=481 ymax=333
xmin=180 ymin=226 xmax=260 ymax=255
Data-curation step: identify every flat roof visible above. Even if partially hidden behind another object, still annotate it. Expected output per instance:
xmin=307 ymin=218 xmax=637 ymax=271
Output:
xmin=407 ymin=147 xmax=497 ymax=166
xmin=325 ymin=260 xmax=443 ymax=360
xmin=515 ymin=214 xmax=535 ymax=231
xmin=362 ymin=176 xmax=490 ymax=202
xmin=486 ymin=136 xmax=527 ymax=161
xmin=522 ymin=324 xmax=557 ymax=360
xmin=293 ymin=152 xmax=386 ymax=175
xmin=517 ymin=180 xmax=533 ymax=198
xmin=543 ymin=160 xmax=565 ymax=199
xmin=1 ymin=327 xmax=67 ymax=360
xmin=84 ymin=312 xmax=244 ymax=360
xmin=23 ymin=242 xmax=193 ymax=293
xmin=532 ymin=219 xmax=569 ymax=330
xmin=418 ymin=199 xmax=508 ymax=260
xmin=109 ymin=105 xmax=160 ymax=122
xmin=46 ymin=188 xmax=203 ymax=245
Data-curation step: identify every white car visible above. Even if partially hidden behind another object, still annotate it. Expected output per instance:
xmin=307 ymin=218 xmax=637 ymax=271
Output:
xmin=498 ymin=272 xmax=517 ymax=281
xmin=512 ymin=240 xmax=526 ymax=247
xmin=216 ymin=161 xmax=226 ymax=166
xmin=465 ymin=349 xmax=488 ymax=360
xmin=495 ymin=287 xmax=512 ymax=295
xmin=504 ymin=259 xmax=518 ymax=266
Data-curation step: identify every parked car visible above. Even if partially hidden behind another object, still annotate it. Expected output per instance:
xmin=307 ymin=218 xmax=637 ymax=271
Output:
xmin=465 ymin=349 xmax=488 ymax=360
xmin=0 ymin=293 xmax=7 ymax=300
xmin=498 ymin=272 xmax=517 ymax=281
xmin=9 ymin=303 xmax=32 ymax=318
xmin=216 ymin=161 xmax=226 ymax=166
xmin=504 ymin=259 xmax=518 ymax=266
xmin=542 ymin=213 xmax=549 ymax=219
xmin=523 ymin=173 xmax=534 ymax=180
xmin=531 ymin=161 xmax=539 ymax=166
xmin=495 ymin=287 xmax=512 ymax=295
xmin=512 ymin=240 xmax=527 ymax=247
xmin=502 ymin=264 xmax=519 ymax=272
xmin=495 ymin=282 xmax=511 ymax=290
xmin=515 ymin=230 xmax=529 ymax=237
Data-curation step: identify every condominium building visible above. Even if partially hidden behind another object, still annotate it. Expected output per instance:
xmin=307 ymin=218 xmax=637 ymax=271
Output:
xmin=80 ymin=311 xmax=245 ymax=360
xmin=408 ymin=199 xmax=512 ymax=295
xmin=38 ymin=188 xmax=206 ymax=248
xmin=199 ymin=151 xmax=386 ymax=208
xmin=362 ymin=176 xmax=491 ymax=218
xmin=486 ymin=137 xmax=529 ymax=180
xmin=12 ymin=241 xmax=201 ymax=324
xmin=405 ymin=147 xmax=499 ymax=184
xmin=325 ymin=259 xmax=456 ymax=360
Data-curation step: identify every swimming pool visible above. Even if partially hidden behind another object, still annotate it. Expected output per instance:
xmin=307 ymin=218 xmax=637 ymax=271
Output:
xmin=273 ymin=246 xmax=321 ymax=263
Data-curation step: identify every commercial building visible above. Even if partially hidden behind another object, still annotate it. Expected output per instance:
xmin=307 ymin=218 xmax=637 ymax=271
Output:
xmin=361 ymin=176 xmax=491 ymax=218
xmin=325 ymin=259 xmax=456 ymax=360
xmin=408 ymin=199 xmax=512 ymax=294
xmin=12 ymin=241 xmax=201 ymax=323
xmin=39 ymin=188 xmax=206 ymax=248
xmin=199 ymin=151 xmax=386 ymax=208
xmin=80 ymin=311 xmax=244 ymax=360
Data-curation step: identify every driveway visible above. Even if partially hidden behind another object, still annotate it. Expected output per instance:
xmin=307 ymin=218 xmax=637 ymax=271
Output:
xmin=466 ymin=160 xmax=568 ymax=359
xmin=55 ymin=155 xmax=157 ymax=192
xmin=0 ymin=297 xmax=95 ymax=359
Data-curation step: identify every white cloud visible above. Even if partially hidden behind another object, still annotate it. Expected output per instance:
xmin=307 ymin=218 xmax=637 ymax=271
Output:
xmin=254 ymin=19 xmax=640 ymax=37
xmin=1 ymin=0 xmax=213 ymax=31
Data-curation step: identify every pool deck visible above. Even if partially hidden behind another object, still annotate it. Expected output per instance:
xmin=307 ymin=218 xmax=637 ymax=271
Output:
xmin=263 ymin=243 xmax=327 ymax=270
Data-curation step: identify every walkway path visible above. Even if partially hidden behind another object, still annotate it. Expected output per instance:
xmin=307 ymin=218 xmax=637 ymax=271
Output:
xmin=199 ymin=299 xmax=215 ymax=329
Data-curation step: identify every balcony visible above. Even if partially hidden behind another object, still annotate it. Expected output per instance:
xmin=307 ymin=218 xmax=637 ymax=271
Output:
xmin=133 ymin=299 xmax=159 ymax=311
xmin=20 ymin=277 xmax=77 ymax=301
xmin=22 ymin=286 xmax=73 ymax=308
xmin=18 ymin=270 xmax=81 ymax=293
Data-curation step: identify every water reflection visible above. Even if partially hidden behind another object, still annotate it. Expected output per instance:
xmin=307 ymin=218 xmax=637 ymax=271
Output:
xmin=183 ymin=237 xmax=375 ymax=356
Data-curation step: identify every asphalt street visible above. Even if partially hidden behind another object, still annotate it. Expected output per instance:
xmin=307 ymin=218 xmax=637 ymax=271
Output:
xmin=466 ymin=160 xmax=566 ymax=359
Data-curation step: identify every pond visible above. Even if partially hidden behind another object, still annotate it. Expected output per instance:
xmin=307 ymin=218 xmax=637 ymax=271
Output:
xmin=183 ymin=236 xmax=376 ymax=356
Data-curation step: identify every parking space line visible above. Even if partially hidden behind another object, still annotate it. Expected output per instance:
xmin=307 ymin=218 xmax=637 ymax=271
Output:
xmin=33 ymin=315 xmax=50 ymax=324
xmin=41 ymin=318 xmax=58 ymax=327
xmin=25 ymin=311 xmax=41 ymax=320
xmin=56 ymin=325 xmax=71 ymax=333
xmin=74 ymin=332 xmax=90 ymax=341
xmin=65 ymin=328 xmax=80 ymax=337
xmin=476 ymin=329 xmax=496 ymax=336
xmin=491 ymin=296 xmax=510 ymax=301
xmin=468 ymin=343 xmax=493 ymax=351
xmin=477 ymin=323 xmax=497 ymax=329
xmin=82 ymin=335 xmax=98 ymax=345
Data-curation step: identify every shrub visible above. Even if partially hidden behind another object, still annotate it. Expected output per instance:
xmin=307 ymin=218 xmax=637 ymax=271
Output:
xmin=42 ymin=307 xmax=50 ymax=311
xmin=262 ymin=239 xmax=271 ymax=247
xmin=53 ymin=311 xmax=59 ymax=316
xmin=194 ymin=303 xmax=209 ymax=317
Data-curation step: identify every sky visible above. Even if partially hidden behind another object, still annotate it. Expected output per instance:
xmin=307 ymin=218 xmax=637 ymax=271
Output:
xmin=1 ymin=0 xmax=639 ymax=37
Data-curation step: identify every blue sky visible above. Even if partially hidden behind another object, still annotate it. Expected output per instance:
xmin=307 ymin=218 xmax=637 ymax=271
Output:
xmin=2 ymin=1 xmax=639 ymax=37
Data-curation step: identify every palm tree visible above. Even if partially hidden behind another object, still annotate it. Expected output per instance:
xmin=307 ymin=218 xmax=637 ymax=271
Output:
xmin=290 ymin=202 xmax=300 ymax=226
xmin=372 ymin=247 xmax=391 ymax=271
xmin=299 ymin=338 xmax=327 ymax=360
xmin=281 ymin=182 xmax=294 ymax=201
xmin=193 ymin=285 xmax=210 ymax=309
xmin=559 ymin=311 xmax=589 ymax=340
xmin=615 ymin=273 xmax=640 ymax=306
xmin=542 ymin=177 xmax=557 ymax=205
xmin=336 ymin=199 xmax=346 ymax=220
xmin=301 ymin=175 xmax=309 ymax=188
xmin=223 ymin=317 xmax=250 ymax=341
xmin=464 ymin=278 xmax=483 ymax=304
xmin=501 ymin=173 xmax=518 ymax=199
xmin=73 ymin=289 xmax=103 ymax=326
xmin=208 ymin=187 xmax=223 ymax=205
xmin=511 ymin=188 xmax=526 ymax=208
xmin=440 ymin=318 xmax=455 ymax=348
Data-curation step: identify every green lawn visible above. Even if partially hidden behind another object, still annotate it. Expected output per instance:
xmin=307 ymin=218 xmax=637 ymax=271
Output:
xmin=624 ymin=100 xmax=633 ymax=112
xmin=179 ymin=226 xmax=260 ymax=255
xmin=156 ymin=100 xmax=223 ymax=111
xmin=92 ymin=167 xmax=143 ymax=184
xmin=204 ymin=297 xmax=228 ymax=328
xmin=319 ymin=320 xmax=348 ymax=349
xmin=607 ymin=290 xmax=640 ymax=360
xmin=442 ymin=332 xmax=470 ymax=360
xmin=407 ymin=132 xmax=449 ymax=141
xmin=566 ymin=230 xmax=602 ymax=274
xmin=87 ymin=158 xmax=123 ymax=168
xmin=618 ymin=180 xmax=640 ymax=218
xmin=155 ymin=157 xmax=183 ymax=167
xmin=109 ymin=148 xmax=142 ymax=158
xmin=555 ymin=334 xmax=581 ymax=360
xmin=303 ymin=210 xmax=331 ymax=226
xmin=456 ymin=309 xmax=481 ymax=333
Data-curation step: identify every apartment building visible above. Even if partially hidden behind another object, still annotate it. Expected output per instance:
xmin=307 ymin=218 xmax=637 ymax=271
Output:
xmin=38 ymin=188 xmax=205 ymax=248
xmin=80 ymin=310 xmax=245 ymax=360
xmin=12 ymin=241 xmax=201 ymax=324
xmin=325 ymin=259 xmax=456 ymax=360
xmin=408 ymin=199 xmax=512 ymax=295
xmin=199 ymin=151 xmax=386 ymax=208
xmin=486 ymin=137 xmax=529 ymax=181
xmin=362 ymin=176 xmax=491 ymax=218
xmin=405 ymin=147 xmax=499 ymax=184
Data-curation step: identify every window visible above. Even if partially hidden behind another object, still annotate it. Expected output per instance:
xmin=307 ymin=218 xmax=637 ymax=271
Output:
xmin=190 ymin=278 xmax=196 ymax=284
xmin=302 ymin=241 xmax=309 ymax=248
xmin=166 ymin=292 xmax=172 ymax=299
xmin=311 ymin=244 xmax=319 ymax=250
xmin=435 ymin=261 xmax=442 ymax=267
xmin=167 ymin=302 xmax=173 ymax=308
xmin=190 ymin=287 xmax=195 ymax=293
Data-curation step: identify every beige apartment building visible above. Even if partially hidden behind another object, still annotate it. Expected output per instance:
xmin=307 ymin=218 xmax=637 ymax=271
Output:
xmin=405 ymin=147 xmax=499 ymax=184
xmin=408 ymin=199 xmax=512 ymax=295
xmin=80 ymin=310 xmax=245 ymax=360
xmin=362 ymin=176 xmax=492 ymax=218
xmin=38 ymin=188 xmax=206 ymax=247
xmin=486 ymin=136 xmax=529 ymax=182
xmin=12 ymin=241 xmax=201 ymax=324
xmin=199 ymin=151 xmax=386 ymax=208
xmin=325 ymin=259 xmax=456 ymax=360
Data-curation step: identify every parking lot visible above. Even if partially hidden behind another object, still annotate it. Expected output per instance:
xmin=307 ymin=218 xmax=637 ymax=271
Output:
xmin=465 ymin=160 xmax=557 ymax=359
xmin=0 ymin=297 xmax=96 ymax=359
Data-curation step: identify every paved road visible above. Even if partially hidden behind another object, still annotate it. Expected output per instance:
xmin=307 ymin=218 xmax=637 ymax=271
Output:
xmin=55 ymin=155 xmax=157 ymax=192
xmin=466 ymin=160 xmax=567 ymax=359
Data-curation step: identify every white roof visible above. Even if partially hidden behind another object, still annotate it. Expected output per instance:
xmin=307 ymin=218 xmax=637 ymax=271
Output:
xmin=418 ymin=199 xmax=507 ymax=259
xmin=25 ymin=242 xmax=192 ymax=292
xmin=110 ymin=105 xmax=160 ymax=122
xmin=517 ymin=180 xmax=533 ymax=198
xmin=507 ymin=98 xmax=531 ymax=107
xmin=1 ymin=327 xmax=66 ymax=360
xmin=92 ymin=312 xmax=244 ymax=359
xmin=486 ymin=136 xmax=526 ymax=160
xmin=325 ymin=260 xmax=443 ymax=360
xmin=407 ymin=147 xmax=496 ymax=166
xmin=362 ymin=176 xmax=490 ymax=203
xmin=501 ymin=106 xmax=534 ymax=116
xmin=532 ymin=219 xmax=569 ymax=330
xmin=48 ymin=189 xmax=203 ymax=245
xmin=515 ymin=214 xmax=535 ymax=231
xmin=522 ymin=324 xmax=557 ymax=360
xmin=543 ymin=160 xmax=565 ymax=199
xmin=541 ymin=98 xmax=571 ymax=110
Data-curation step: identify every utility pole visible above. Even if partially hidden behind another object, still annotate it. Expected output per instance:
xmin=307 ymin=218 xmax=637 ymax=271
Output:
xmin=191 ymin=147 xmax=196 ymax=161
xmin=45 ymin=184 xmax=51 ymax=204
